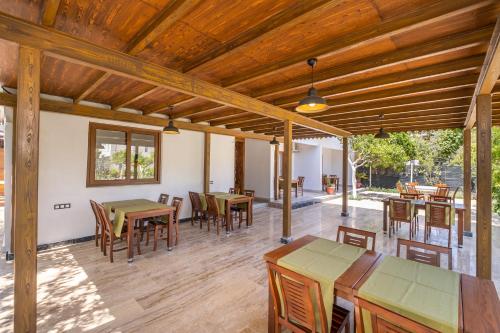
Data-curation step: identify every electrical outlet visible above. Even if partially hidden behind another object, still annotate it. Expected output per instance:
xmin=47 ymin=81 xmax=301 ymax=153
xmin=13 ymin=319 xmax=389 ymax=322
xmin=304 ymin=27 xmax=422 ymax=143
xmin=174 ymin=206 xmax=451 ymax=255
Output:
xmin=54 ymin=203 xmax=71 ymax=210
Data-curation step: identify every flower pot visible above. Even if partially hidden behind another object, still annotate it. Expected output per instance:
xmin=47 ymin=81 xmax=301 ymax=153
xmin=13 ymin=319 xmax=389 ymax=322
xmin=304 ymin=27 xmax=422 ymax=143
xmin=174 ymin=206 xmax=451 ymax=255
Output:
xmin=326 ymin=186 xmax=335 ymax=194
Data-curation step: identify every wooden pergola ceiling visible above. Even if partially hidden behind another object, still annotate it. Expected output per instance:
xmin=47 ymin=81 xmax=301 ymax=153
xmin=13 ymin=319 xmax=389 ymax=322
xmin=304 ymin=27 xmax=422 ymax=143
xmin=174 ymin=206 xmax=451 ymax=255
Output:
xmin=0 ymin=0 xmax=499 ymax=139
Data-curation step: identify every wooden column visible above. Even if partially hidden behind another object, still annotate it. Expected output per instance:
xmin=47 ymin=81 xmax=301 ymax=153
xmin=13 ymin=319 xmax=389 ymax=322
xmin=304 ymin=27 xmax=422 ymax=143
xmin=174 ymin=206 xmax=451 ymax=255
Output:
xmin=274 ymin=144 xmax=279 ymax=200
xmin=14 ymin=46 xmax=40 ymax=333
xmin=281 ymin=120 xmax=292 ymax=243
xmin=476 ymin=94 xmax=492 ymax=279
xmin=203 ymin=132 xmax=210 ymax=193
xmin=341 ymin=137 xmax=349 ymax=216
xmin=463 ymin=128 xmax=472 ymax=235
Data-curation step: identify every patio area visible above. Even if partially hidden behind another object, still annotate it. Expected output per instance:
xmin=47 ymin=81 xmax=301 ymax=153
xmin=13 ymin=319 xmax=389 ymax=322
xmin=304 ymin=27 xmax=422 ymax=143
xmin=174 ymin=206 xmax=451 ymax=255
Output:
xmin=1 ymin=200 xmax=498 ymax=333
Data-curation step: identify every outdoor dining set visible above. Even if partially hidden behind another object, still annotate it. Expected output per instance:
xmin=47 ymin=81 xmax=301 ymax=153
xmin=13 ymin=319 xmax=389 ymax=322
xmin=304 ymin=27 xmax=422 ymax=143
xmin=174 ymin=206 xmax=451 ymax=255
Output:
xmin=89 ymin=188 xmax=255 ymax=263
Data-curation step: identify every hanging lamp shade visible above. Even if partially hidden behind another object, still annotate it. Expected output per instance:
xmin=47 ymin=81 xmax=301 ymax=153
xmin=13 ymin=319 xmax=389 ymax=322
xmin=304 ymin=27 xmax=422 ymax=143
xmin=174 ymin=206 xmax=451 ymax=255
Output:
xmin=296 ymin=58 xmax=328 ymax=113
xmin=374 ymin=128 xmax=390 ymax=139
xmin=163 ymin=120 xmax=179 ymax=134
xmin=270 ymin=136 xmax=279 ymax=145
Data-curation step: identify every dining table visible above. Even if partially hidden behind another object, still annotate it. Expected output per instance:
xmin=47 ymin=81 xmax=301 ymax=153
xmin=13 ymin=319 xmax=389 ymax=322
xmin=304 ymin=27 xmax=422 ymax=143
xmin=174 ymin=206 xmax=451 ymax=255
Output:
xmin=278 ymin=178 xmax=299 ymax=198
xmin=102 ymin=199 xmax=175 ymax=262
xmin=199 ymin=192 xmax=254 ymax=233
xmin=264 ymin=235 xmax=500 ymax=333
xmin=382 ymin=197 xmax=466 ymax=247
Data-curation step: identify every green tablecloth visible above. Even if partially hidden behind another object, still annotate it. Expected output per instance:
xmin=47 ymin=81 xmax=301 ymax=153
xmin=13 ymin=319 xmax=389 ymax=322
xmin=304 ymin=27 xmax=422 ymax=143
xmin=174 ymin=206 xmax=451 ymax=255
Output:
xmin=358 ymin=256 xmax=459 ymax=333
xmin=199 ymin=192 xmax=246 ymax=214
xmin=102 ymin=199 xmax=172 ymax=237
xmin=277 ymin=238 xmax=366 ymax=332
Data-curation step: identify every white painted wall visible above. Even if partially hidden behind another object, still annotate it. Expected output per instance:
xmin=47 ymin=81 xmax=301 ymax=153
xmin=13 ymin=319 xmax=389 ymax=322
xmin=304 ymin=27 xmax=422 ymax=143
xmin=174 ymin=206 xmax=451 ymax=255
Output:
xmin=2 ymin=118 xmax=13 ymax=253
xmin=322 ymin=148 xmax=352 ymax=186
xmin=244 ymin=139 xmax=273 ymax=199
xmin=292 ymin=143 xmax=322 ymax=191
xmin=209 ymin=134 xmax=235 ymax=192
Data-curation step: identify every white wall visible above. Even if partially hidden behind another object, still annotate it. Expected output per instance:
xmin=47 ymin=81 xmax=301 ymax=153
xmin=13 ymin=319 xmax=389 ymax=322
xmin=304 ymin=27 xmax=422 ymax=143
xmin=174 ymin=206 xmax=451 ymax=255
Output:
xmin=292 ymin=143 xmax=322 ymax=191
xmin=209 ymin=134 xmax=235 ymax=192
xmin=2 ymin=118 xmax=13 ymax=253
xmin=322 ymin=148 xmax=352 ymax=186
xmin=244 ymin=139 xmax=273 ymax=199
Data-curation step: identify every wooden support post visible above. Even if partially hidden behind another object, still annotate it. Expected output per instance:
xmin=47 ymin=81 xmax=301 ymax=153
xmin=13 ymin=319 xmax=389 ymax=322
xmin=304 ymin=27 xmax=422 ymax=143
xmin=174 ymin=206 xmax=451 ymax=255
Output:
xmin=14 ymin=46 xmax=40 ymax=333
xmin=204 ymin=132 xmax=210 ymax=193
xmin=274 ymin=144 xmax=279 ymax=200
xmin=281 ymin=120 xmax=292 ymax=243
xmin=463 ymin=128 xmax=472 ymax=235
xmin=476 ymin=94 xmax=492 ymax=279
xmin=341 ymin=137 xmax=349 ymax=216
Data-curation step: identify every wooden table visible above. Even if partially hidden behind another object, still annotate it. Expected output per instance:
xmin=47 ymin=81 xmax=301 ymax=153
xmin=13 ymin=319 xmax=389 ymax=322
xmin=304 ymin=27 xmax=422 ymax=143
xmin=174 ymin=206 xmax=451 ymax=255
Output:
xmin=278 ymin=178 xmax=299 ymax=198
xmin=353 ymin=255 xmax=500 ymax=333
xmin=224 ymin=195 xmax=254 ymax=234
xmin=263 ymin=235 xmax=382 ymax=333
xmin=382 ymin=198 xmax=466 ymax=247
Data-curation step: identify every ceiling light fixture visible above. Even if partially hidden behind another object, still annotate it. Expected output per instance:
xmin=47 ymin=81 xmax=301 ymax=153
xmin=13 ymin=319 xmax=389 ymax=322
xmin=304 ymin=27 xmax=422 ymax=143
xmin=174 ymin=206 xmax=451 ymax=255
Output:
xmin=296 ymin=58 xmax=328 ymax=113
xmin=163 ymin=106 xmax=179 ymax=134
xmin=374 ymin=127 xmax=390 ymax=139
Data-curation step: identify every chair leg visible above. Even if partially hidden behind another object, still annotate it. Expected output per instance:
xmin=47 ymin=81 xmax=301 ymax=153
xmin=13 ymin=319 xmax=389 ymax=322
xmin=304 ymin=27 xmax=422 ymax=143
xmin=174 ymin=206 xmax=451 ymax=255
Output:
xmin=153 ymin=225 xmax=159 ymax=251
xmin=103 ymin=234 xmax=107 ymax=256
xmin=216 ymin=217 xmax=220 ymax=235
xmin=95 ymin=225 xmax=99 ymax=247
xmin=136 ymin=232 xmax=141 ymax=255
xmin=175 ymin=222 xmax=179 ymax=246
xmin=191 ymin=210 xmax=194 ymax=226
xmin=109 ymin=238 xmax=114 ymax=263
xmin=146 ymin=223 xmax=150 ymax=246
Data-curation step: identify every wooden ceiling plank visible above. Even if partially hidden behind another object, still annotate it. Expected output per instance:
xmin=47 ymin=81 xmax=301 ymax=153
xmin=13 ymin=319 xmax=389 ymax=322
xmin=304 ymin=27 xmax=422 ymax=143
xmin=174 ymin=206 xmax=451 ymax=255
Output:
xmin=0 ymin=92 xmax=280 ymax=142
xmin=221 ymin=0 xmax=493 ymax=88
xmin=41 ymin=0 xmax=61 ymax=27
xmin=352 ymin=123 xmax=464 ymax=134
xmin=0 ymin=13 xmax=349 ymax=136
xmin=112 ymin=86 xmax=162 ymax=110
xmin=73 ymin=0 xmax=201 ymax=105
xmin=465 ymin=17 xmax=500 ymax=129
xmin=343 ymin=118 xmax=466 ymax=131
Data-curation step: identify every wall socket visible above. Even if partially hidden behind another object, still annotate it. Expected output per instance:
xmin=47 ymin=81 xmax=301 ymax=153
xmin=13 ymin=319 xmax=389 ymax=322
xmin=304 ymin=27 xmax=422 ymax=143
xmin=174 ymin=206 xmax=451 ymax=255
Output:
xmin=54 ymin=203 xmax=71 ymax=210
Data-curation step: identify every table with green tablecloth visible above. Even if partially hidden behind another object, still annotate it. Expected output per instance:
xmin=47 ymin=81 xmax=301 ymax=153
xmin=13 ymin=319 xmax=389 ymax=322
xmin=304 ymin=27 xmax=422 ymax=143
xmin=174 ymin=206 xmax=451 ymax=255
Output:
xmin=199 ymin=192 xmax=254 ymax=233
xmin=102 ymin=199 xmax=175 ymax=261
xmin=356 ymin=255 xmax=460 ymax=333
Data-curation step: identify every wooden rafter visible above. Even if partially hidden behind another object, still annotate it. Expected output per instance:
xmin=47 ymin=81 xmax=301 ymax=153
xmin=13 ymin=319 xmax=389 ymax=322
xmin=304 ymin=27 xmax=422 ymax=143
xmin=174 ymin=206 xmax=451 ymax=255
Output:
xmin=112 ymin=87 xmax=162 ymax=110
xmin=41 ymin=0 xmax=61 ymax=27
xmin=0 ymin=13 xmax=349 ymax=136
xmin=73 ymin=0 xmax=202 ymax=104
xmin=465 ymin=16 xmax=500 ymax=129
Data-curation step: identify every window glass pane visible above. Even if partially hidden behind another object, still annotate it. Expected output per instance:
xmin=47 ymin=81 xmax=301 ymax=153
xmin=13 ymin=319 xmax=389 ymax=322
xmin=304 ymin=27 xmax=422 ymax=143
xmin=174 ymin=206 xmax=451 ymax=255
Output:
xmin=130 ymin=133 xmax=156 ymax=180
xmin=95 ymin=129 xmax=127 ymax=180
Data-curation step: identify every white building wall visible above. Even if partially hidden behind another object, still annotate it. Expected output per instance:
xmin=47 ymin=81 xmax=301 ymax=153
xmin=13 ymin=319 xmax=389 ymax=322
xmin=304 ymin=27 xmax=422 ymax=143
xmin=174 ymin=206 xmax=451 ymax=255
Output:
xmin=244 ymin=139 xmax=273 ymax=199
xmin=209 ymin=134 xmax=235 ymax=192
xmin=292 ymin=143 xmax=322 ymax=191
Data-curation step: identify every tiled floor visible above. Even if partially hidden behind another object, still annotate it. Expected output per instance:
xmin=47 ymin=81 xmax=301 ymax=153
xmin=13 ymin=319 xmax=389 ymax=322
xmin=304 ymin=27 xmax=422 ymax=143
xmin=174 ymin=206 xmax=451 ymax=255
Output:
xmin=0 ymin=198 xmax=498 ymax=332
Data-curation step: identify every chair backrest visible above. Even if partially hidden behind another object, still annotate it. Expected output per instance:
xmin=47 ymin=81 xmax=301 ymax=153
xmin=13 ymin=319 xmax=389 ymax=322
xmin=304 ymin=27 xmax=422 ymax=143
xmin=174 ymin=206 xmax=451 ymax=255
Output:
xmin=407 ymin=182 xmax=418 ymax=186
xmin=205 ymin=194 xmax=220 ymax=216
xmin=94 ymin=202 xmax=113 ymax=235
xmin=336 ymin=226 xmax=376 ymax=251
xmin=429 ymin=194 xmax=451 ymax=203
xmin=397 ymin=238 xmax=452 ymax=270
xmin=298 ymin=176 xmax=305 ymax=186
xmin=389 ymin=198 xmax=412 ymax=222
xmin=435 ymin=186 xmax=450 ymax=196
xmin=171 ymin=197 xmax=183 ymax=223
xmin=158 ymin=193 xmax=170 ymax=204
xmin=243 ymin=189 xmax=255 ymax=197
xmin=90 ymin=200 xmax=100 ymax=227
xmin=189 ymin=191 xmax=202 ymax=211
xmin=229 ymin=187 xmax=240 ymax=194
xmin=267 ymin=262 xmax=327 ymax=333
xmin=396 ymin=182 xmax=405 ymax=193
xmin=399 ymin=192 xmax=420 ymax=200
xmin=405 ymin=184 xmax=419 ymax=194
xmin=425 ymin=201 xmax=452 ymax=229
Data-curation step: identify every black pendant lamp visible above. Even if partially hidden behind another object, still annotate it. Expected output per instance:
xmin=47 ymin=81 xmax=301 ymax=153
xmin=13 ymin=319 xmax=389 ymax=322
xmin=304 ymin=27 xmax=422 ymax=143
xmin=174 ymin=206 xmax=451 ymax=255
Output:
xmin=163 ymin=106 xmax=179 ymax=134
xmin=296 ymin=58 xmax=328 ymax=113
xmin=374 ymin=128 xmax=390 ymax=139
xmin=270 ymin=126 xmax=279 ymax=145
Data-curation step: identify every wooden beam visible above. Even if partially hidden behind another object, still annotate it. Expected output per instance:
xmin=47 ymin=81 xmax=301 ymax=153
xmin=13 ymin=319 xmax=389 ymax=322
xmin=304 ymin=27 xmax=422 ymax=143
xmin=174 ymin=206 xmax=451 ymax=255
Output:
xmin=221 ymin=0 xmax=493 ymax=88
xmin=463 ymin=128 xmax=472 ymax=234
xmin=73 ymin=0 xmax=201 ymax=104
xmin=112 ymin=87 xmax=162 ymax=110
xmin=341 ymin=137 xmax=349 ymax=216
xmin=204 ymin=132 xmax=210 ymax=193
xmin=0 ymin=92 xmax=281 ymax=142
xmin=41 ymin=0 xmax=61 ymax=27
xmin=0 ymin=13 xmax=350 ymax=137
xmin=476 ymin=94 xmax=492 ymax=279
xmin=14 ymin=46 xmax=40 ymax=333
xmin=274 ymin=144 xmax=279 ymax=200
xmin=282 ymin=120 xmax=292 ymax=242
xmin=465 ymin=17 xmax=500 ymax=129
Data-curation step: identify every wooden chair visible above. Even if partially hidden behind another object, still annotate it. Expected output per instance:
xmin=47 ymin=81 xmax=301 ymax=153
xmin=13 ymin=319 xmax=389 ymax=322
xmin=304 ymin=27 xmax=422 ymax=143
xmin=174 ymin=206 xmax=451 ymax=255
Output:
xmin=90 ymin=200 xmax=104 ymax=251
xmin=205 ymin=194 xmax=226 ymax=235
xmin=336 ymin=226 xmax=376 ymax=251
xmin=188 ymin=191 xmax=205 ymax=226
xmin=322 ymin=174 xmax=328 ymax=191
xmin=405 ymin=184 xmax=424 ymax=199
xmin=399 ymin=192 xmax=420 ymax=200
xmin=424 ymin=201 xmax=453 ymax=248
xmin=235 ymin=189 xmax=254 ymax=228
xmin=267 ymin=262 xmax=350 ymax=333
xmin=157 ymin=193 xmax=169 ymax=204
xmin=427 ymin=194 xmax=451 ymax=203
xmin=388 ymin=198 xmax=415 ymax=240
xmin=229 ymin=187 xmax=240 ymax=194
xmin=397 ymin=238 xmax=452 ymax=270
xmin=297 ymin=176 xmax=305 ymax=196
xmin=147 ymin=197 xmax=183 ymax=250
xmin=95 ymin=202 xmax=141 ymax=263
xmin=396 ymin=182 xmax=405 ymax=193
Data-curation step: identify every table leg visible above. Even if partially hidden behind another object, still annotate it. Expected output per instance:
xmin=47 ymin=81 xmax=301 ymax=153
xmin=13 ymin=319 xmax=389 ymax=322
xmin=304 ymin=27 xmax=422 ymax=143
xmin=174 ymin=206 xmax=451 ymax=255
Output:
xmin=383 ymin=202 xmax=388 ymax=234
xmin=295 ymin=185 xmax=298 ymax=198
xmin=225 ymin=199 xmax=231 ymax=234
xmin=167 ymin=211 xmax=174 ymax=251
xmin=249 ymin=199 xmax=253 ymax=226
xmin=458 ymin=210 xmax=464 ymax=248
xmin=127 ymin=217 xmax=135 ymax=262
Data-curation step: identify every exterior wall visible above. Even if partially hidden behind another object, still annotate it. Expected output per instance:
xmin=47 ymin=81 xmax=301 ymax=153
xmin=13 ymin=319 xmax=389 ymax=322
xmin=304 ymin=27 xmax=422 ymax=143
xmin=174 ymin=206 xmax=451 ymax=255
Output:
xmin=292 ymin=143 xmax=322 ymax=191
xmin=244 ymin=139 xmax=273 ymax=199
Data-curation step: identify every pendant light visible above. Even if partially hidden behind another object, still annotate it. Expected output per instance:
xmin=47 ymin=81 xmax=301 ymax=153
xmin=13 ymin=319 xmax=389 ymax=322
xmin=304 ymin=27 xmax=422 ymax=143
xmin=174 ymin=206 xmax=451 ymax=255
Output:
xmin=374 ymin=114 xmax=389 ymax=139
xmin=296 ymin=58 xmax=328 ymax=113
xmin=163 ymin=106 xmax=179 ymax=134
xmin=270 ymin=126 xmax=279 ymax=145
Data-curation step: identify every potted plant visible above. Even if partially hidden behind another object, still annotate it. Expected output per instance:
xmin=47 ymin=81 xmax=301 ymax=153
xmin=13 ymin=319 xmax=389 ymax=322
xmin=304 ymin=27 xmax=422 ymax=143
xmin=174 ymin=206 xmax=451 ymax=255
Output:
xmin=326 ymin=184 xmax=335 ymax=194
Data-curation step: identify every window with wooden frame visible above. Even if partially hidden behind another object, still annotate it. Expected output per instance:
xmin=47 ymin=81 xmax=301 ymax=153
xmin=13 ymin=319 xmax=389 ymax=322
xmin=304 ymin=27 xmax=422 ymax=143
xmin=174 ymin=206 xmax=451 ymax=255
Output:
xmin=87 ymin=123 xmax=161 ymax=186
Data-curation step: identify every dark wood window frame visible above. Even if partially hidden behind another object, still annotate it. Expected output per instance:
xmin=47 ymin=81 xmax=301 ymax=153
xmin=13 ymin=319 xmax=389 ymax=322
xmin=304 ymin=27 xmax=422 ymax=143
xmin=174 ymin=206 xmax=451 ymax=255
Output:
xmin=87 ymin=122 xmax=161 ymax=187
